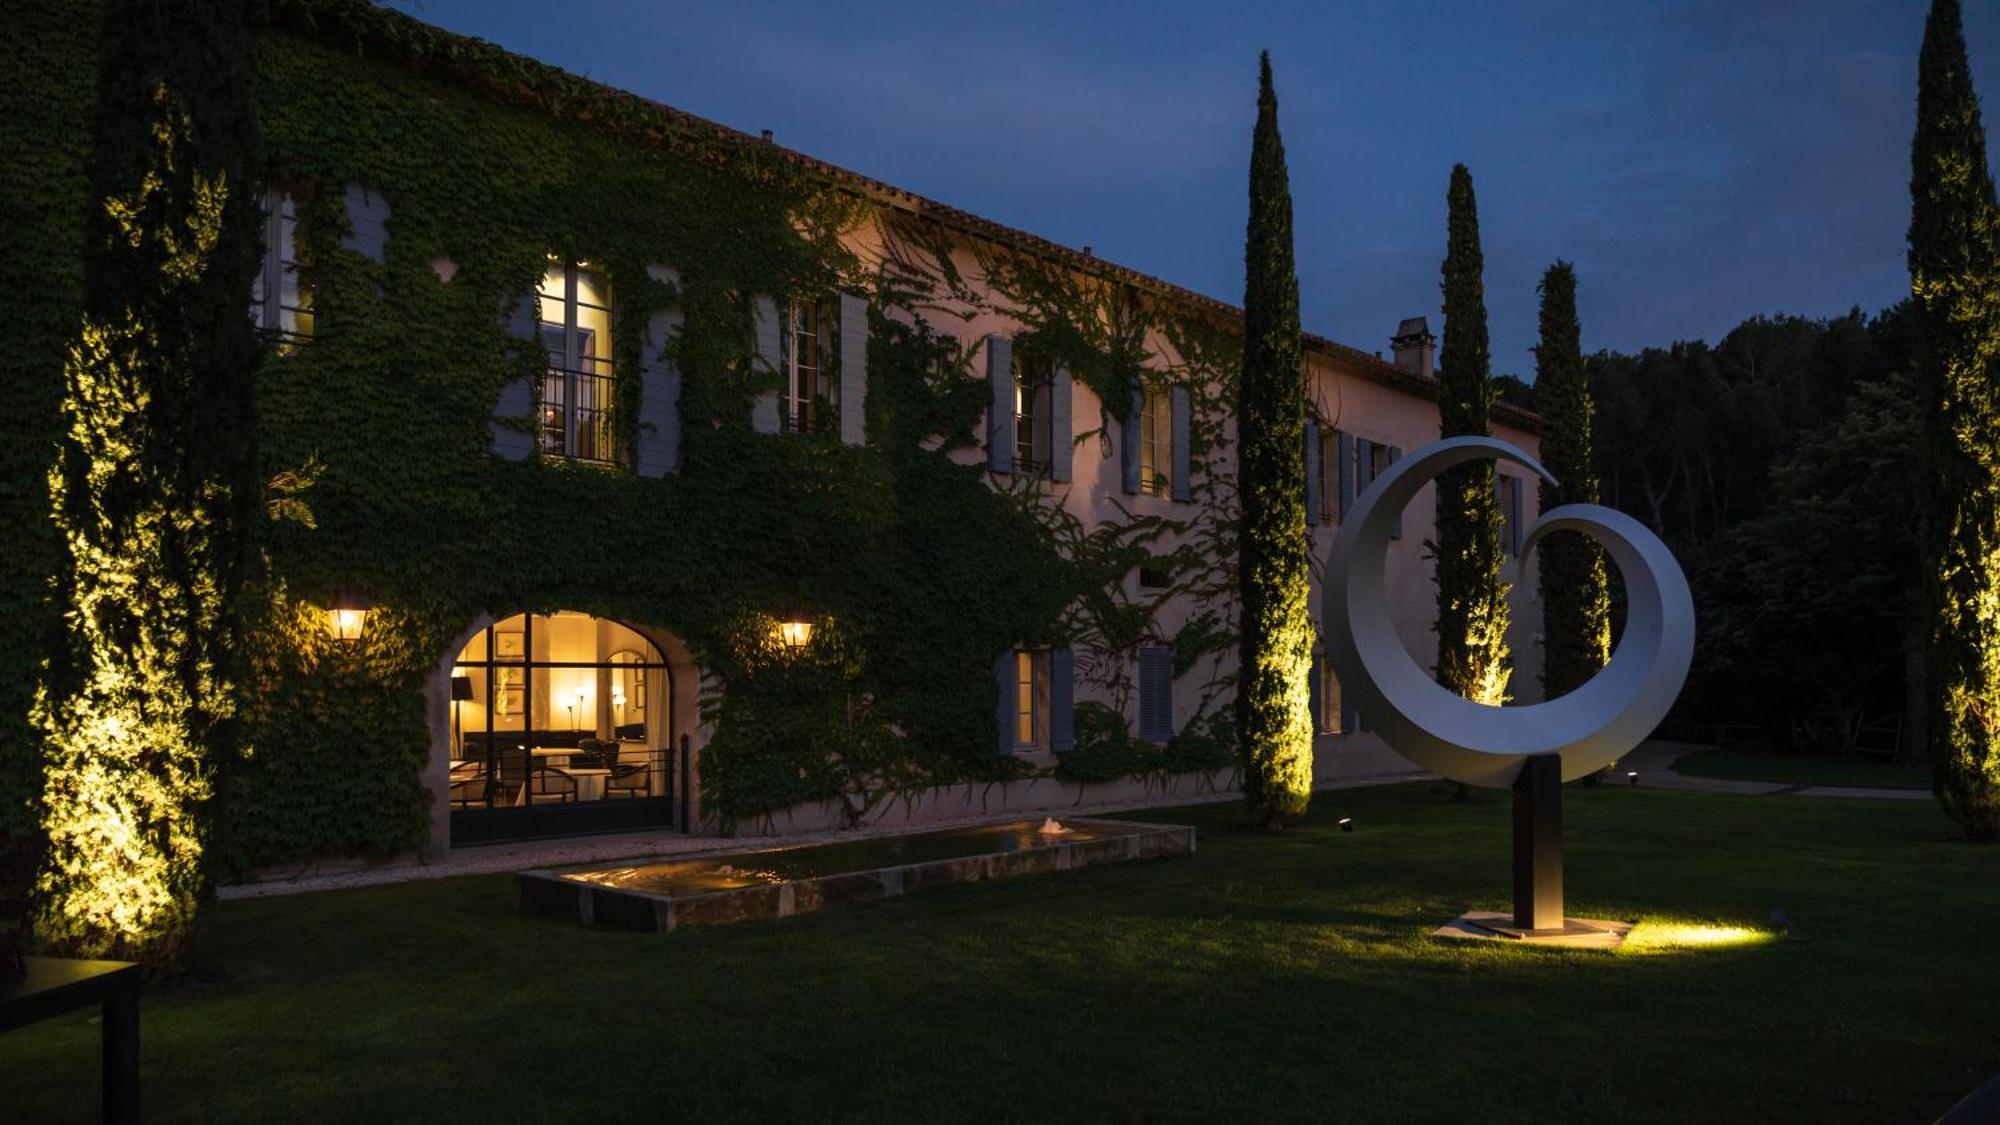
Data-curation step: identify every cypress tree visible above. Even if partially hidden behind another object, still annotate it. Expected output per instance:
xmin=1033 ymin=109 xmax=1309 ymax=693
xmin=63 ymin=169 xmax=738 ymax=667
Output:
xmin=1432 ymin=165 xmax=1511 ymax=705
xmin=1910 ymin=0 xmax=2000 ymax=840
xmin=1532 ymin=261 xmax=1610 ymax=698
xmin=32 ymin=0 xmax=263 ymax=961
xmin=1234 ymin=52 xmax=1313 ymax=827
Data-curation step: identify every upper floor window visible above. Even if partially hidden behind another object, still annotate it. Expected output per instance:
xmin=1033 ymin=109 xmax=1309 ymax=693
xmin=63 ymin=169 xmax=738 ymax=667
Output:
xmin=250 ymin=185 xmax=313 ymax=348
xmin=538 ymin=259 xmax=616 ymax=464
xmin=785 ymin=296 xmax=838 ymax=435
xmin=1316 ymin=427 xmax=1341 ymax=524
xmin=1138 ymin=388 xmax=1173 ymax=497
xmin=1015 ymin=356 xmax=1054 ymax=475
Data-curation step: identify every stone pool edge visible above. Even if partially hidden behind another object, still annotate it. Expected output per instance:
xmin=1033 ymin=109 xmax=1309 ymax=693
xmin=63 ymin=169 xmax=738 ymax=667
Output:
xmin=516 ymin=818 xmax=1196 ymax=932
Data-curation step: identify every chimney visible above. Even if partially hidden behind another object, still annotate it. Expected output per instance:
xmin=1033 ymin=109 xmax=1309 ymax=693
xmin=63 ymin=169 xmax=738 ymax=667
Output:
xmin=1390 ymin=316 xmax=1435 ymax=379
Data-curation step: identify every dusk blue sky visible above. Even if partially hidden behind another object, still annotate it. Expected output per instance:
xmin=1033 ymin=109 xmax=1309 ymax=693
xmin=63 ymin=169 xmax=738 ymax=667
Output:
xmin=387 ymin=0 xmax=2000 ymax=379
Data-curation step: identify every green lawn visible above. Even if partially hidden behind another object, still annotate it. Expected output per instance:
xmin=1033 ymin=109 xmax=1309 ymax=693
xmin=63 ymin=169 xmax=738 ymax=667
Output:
xmin=1673 ymin=747 xmax=1933 ymax=790
xmin=3 ymin=783 xmax=1995 ymax=1123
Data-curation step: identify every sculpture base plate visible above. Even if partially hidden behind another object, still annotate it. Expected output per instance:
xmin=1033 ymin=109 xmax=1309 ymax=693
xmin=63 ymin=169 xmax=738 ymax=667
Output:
xmin=1433 ymin=911 xmax=1633 ymax=948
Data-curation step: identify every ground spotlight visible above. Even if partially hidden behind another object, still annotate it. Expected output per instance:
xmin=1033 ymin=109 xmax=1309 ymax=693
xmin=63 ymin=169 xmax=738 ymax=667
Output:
xmin=1337 ymin=817 xmax=1354 ymax=833
xmin=1626 ymin=770 xmax=1639 ymax=787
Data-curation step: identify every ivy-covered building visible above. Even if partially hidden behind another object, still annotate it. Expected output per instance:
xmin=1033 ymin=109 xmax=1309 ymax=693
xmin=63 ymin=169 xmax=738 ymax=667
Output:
xmin=15 ymin=1 xmax=1543 ymax=875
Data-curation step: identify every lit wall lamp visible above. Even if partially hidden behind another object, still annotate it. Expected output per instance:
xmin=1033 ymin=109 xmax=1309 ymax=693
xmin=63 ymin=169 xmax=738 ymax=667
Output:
xmin=328 ymin=587 xmax=372 ymax=643
xmin=778 ymin=606 xmax=814 ymax=653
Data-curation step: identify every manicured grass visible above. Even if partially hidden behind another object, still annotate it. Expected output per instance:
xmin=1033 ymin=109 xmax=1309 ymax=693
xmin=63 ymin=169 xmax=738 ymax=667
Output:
xmin=1674 ymin=747 xmax=1932 ymax=789
xmin=3 ymin=783 xmax=1995 ymax=1123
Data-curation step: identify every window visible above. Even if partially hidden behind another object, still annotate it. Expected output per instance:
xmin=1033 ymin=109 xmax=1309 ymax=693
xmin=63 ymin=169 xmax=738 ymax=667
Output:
xmin=1013 ymin=648 xmax=1048 ymax=752
xmin=449 ymin=611 xmax=672 ymax=813
xmin=250 ymin=185 xmax=312 ymax=347
xmin=1318 ymin=657 xmax=1339 ymax=734
xmin=785 ymin=295 xmax=838 ymax=435
xmin=1014 ymin=356 xmax=1054 ymax=475
xmin=1317 ymin=428 xmax=1341 ymax=524
xmin=538 ymin=260 xmax=616 ymax=464
xmin=1138 ymin=388 xmax=1172 ymax=496
xmin=1369 ymin=442 xmax=1392 ymax=484
xmin=1138 ymin=564 xmax=1170 ymax=590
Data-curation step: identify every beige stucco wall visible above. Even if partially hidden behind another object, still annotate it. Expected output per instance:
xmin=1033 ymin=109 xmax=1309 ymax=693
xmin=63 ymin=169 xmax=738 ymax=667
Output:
xmin=839 ymin=214 xmax=1545 ymax=767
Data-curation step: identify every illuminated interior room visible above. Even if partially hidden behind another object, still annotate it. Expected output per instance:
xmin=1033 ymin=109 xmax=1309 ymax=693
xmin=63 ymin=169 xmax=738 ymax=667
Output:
xmin=447 ymin=612 xmax=679 ymax=843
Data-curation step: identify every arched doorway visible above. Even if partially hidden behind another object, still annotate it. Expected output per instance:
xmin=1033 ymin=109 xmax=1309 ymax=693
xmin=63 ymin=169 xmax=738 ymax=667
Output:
xmin=443 ymin=611 xmax=693 ymax=846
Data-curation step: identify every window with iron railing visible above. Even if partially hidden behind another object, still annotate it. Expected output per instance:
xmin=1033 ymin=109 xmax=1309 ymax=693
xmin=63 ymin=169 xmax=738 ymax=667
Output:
xmin=1317 ymin=427 xmax=1341 ymax=524
xmin=784 ymin=295 xmax=839 ymax=436
xmin=250 ymin=184 xmax=313 ymax=350
xmin=537 ymin=259 xmax=618 ymax=465
xmin=1139 ymin=387 xmax=1172 ymax=496
xmin=1014 ymin=355 xmax=1054 ymax=476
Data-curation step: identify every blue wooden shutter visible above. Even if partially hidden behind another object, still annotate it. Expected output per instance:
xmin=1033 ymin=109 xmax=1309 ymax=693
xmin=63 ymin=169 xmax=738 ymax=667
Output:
xmin=1121 ymin=386 xmax=1142 ymax=494
xmin=838 ymin=293 xmax=868 ymax=447
xmin=751 ymin=298 xmax=783 ymax=434
xmin=340 ymin=183 xmax=390 ymax=263
xmin=1138 ymin=646 xmax=1173 ymax=741
xmin=1304 ymin=420 xmax=1321 ymax=526
xmin=1050 ymin=648 xmax=1075 ymax=753
xmin=1388 ymin=445 xmax=1404 ymax=539
xmin=994 ymin=648 xmax=1017 ymax=754
xmin=491 ymin=294 xmax=539 ymax=462
xmin=987 ymin=336 xmax=1013 ymax=473
xmin=1337 ymin=430 xmax=1355 ymax=520
xmin=1050 ymin=365 xmax=1073 ymax=481
xmin=634 ymin=264 xmax=683 ymax=477
xmin=1170 ymin=385 xmax=1192 ymax=502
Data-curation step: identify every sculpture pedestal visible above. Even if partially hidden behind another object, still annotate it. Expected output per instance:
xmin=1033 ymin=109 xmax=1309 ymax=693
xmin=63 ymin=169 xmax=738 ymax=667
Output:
xmin=1434 ymin=911 xmax=1633 ymax=948
xmin=1429 ymin=754 xmax=1634 ymax=949
xmin=1512 ymin=753 xmax=1564 ymax=929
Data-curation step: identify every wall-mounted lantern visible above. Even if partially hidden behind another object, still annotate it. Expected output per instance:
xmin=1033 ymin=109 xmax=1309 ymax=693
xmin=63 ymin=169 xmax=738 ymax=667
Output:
xmin=327 ymin=587 xmax=372 ymax=643
xmin=778 ymin=605 xmax=814 ymax=653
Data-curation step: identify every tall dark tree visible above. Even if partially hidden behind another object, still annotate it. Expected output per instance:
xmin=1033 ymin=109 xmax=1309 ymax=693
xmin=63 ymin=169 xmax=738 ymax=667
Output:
xmin=1910 ymin=0 xmax=2000 ymax=840
xmin=32 ymin=0 xmax=264 ymax=961
xmin=1533 ymin=262 xmax=1609 ymax=698
xmin=1234 ymin=52 xmax=1313 ymax=826
xmin=1432 ymin=165 xmax=1510 ymax=704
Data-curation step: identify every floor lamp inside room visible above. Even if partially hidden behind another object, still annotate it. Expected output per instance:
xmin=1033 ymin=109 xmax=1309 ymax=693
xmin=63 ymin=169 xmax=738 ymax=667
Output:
xmin=451 ymin=675 xmax=474 ymax=757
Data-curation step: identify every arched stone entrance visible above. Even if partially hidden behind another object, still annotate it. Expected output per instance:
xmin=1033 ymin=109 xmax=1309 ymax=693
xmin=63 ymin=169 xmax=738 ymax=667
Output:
xmin=423 ymin=611 xmax=707 ymax=853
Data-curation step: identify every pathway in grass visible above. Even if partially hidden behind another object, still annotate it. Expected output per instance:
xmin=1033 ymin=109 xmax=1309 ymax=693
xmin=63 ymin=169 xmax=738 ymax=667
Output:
xmin=1 ymin=782 xmax=1993 ymax=1123
xmin=1665 ymin=745 xmax=1930 ymax=791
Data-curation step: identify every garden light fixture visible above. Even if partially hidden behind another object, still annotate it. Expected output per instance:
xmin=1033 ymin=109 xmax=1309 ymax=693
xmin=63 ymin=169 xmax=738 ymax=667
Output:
xmin=328 ymin=587 xmax=372 ymax=643
xmin=778 ymin=606 xmax=814 ymax=652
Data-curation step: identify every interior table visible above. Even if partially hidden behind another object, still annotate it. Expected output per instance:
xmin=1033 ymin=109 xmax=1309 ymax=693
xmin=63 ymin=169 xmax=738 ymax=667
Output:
xmin=560 ymin=766 xmax=613 ymax=802
xmin=1 ymin=955 xmax=141 ymax=1123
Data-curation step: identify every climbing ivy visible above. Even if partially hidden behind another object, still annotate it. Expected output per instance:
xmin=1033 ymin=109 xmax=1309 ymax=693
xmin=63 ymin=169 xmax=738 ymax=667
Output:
xmin=16 ymin=0 xmax=1257 ymax=875
xmin=0 ymin=5 xmax=102 ymax=961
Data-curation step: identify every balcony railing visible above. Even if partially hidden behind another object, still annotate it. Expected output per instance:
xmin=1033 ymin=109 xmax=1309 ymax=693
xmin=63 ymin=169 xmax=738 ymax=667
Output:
xmin=540 ymin=368 xmax=619 ymax=465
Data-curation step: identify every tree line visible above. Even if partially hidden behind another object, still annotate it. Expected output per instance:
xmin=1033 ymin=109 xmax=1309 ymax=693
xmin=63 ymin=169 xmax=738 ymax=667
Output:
xmin=1237 ymin=0 xmax=2000 ymax=841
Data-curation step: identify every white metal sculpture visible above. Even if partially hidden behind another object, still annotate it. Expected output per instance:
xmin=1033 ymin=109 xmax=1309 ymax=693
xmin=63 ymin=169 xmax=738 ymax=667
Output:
xmin=1322 ymin=435 xmax=1695 ymax=789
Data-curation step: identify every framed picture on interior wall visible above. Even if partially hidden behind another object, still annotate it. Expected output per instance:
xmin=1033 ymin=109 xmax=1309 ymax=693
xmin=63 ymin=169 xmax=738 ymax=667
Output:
xmin=495 ymin=628 xmax=525 ymax=661
xmin=495 ymin=666 xmax=524 ymax=716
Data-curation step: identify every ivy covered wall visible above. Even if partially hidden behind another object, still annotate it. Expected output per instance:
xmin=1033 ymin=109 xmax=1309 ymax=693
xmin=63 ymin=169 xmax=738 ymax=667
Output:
xmin=1 ymin=6 xmax=102 ymax=941
xmin=11 ymin=1 xmax=1542 ymax=879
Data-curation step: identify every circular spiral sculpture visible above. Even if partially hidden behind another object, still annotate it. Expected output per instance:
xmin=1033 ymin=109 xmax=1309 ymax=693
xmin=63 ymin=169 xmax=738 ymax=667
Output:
xmin=1321 ymin=436 xmax=1695 ymax=788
